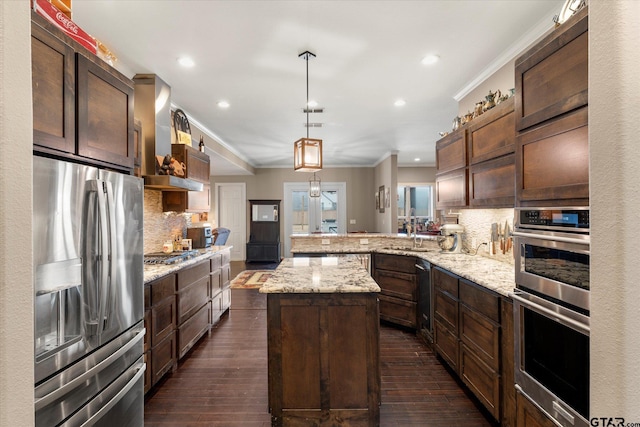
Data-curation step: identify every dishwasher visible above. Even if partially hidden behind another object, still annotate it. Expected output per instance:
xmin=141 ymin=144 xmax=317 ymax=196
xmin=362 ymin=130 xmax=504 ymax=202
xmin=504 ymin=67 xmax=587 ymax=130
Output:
xmin=415 ymin=258 xmax=432 ymax=342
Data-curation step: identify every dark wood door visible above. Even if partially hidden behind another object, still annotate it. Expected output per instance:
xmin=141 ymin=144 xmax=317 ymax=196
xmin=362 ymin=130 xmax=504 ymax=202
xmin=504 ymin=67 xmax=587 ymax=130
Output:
xmin=76 ymin=54 xmax=134 ymax=170
xmin=436 ymin=129 xmax=467 ymax=174
xmin=436 ymin=168 xmax=468 ymax=208
xmin=31 ymin=22 xmax=75 ymax=154
xmin=469 ymin=154 xmax=515 ymax=208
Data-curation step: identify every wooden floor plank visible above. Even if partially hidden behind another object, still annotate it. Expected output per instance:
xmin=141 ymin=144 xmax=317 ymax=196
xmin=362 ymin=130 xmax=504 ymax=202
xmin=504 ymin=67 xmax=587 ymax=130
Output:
xmin=144 ymin=288 xmax=496 ymax=426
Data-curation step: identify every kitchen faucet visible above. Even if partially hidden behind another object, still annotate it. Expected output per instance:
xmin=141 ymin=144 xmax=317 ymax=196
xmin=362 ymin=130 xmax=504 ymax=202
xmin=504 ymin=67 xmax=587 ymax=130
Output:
xmin=408 ymin=208 xmax=423 ymax=248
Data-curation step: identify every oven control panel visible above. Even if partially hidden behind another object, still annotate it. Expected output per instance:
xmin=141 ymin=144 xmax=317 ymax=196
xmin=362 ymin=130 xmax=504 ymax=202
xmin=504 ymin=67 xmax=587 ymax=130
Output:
xmin=516 ymin=208 xmax=589 ymax=232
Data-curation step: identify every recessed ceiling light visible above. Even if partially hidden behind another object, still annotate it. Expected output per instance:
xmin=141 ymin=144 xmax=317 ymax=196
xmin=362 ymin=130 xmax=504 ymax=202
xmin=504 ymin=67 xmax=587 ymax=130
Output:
xmin=178 ymin=57 xmax=195 ymax=68
xmin=217 ymin=101 xmax=230 ymax=109
xmin=394 ymin=99 xmax=406 ymax=107
xmin=307 ymin=100 xmax=318 ymax=108
xmin=414 ymin=158 xmax=421 ymax=162
xmin=421 ymin=54 xmax=440 ymax=65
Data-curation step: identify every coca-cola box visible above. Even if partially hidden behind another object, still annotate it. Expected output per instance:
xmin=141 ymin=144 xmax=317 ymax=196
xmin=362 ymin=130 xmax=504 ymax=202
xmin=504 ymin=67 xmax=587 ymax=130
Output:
xmin=33 ymin=0 xmax=97 ymax=54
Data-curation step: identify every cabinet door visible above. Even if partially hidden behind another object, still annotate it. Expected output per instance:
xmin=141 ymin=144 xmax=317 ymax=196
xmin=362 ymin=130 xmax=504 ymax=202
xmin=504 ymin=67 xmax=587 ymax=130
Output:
xmin=177 ymin=302 xmax=210 ymax=359
xmin=151 ymin=297 xmax=176 ymax=347
xmin=469 ymin=154 xmax=515 ymax=208
xmin=171 ymin=144 xmax=210 ymax=182
xmin=516 ymin=107 xmax=588 ymax=206
xmin=176 ymin=276 xmax=210 ymax=325
xmin=379 ymin=294 xmax=417 ymax=328
xmin=459 ymin=305 xmax=500 ymax=371
xmin=151 ymin=331 xmax=176 ymax=386
xmin=460 ymin=343 xmax=500 ymax=420
xmin=374 ymin=270 xmax=416 ymax=301
xmin=31 ymin=23 xmax=75 ymax=153
xmin=436 ymin=168 xmax=468 ymax=208
xmin=76 ymin=54 xmax=134 ymax=169
xmin=436 ymin=130 xmax=467 ymax=174
xmin=468 ymin=97 xmax=515 ymax=165
xmin=434 ymin=318 xmax=458 ymax=372
xmin=515 ymin=8 xmax=588 ymax=131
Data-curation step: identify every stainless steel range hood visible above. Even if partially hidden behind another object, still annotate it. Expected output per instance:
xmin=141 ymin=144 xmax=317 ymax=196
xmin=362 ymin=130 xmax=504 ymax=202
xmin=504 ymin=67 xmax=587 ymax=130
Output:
xmin=133 ymin=74 xmax=203 ymax=192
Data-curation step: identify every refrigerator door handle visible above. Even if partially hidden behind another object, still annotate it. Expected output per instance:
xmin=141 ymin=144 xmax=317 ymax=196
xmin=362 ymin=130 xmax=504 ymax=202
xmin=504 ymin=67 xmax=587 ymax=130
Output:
xmin=34 ymin=328 xmax=145 ymax=411
xmin=95 ymin=180 xmax=110 ymax=338
xmin=78 ymin=362 xmax=146 ymax=427
xmin=102 ymin=180 xmax=118 ymax=331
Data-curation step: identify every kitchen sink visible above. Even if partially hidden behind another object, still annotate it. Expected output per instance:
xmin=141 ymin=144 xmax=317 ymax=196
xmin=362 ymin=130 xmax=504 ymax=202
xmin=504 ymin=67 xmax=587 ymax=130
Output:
xmin=382 ymin=246 xmax=432 ymax=253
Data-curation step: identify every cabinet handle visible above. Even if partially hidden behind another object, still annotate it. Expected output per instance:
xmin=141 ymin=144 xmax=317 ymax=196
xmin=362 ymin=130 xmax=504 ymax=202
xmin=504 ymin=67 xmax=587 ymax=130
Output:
xmin=415 ymin=264 xmax=426 ymax=271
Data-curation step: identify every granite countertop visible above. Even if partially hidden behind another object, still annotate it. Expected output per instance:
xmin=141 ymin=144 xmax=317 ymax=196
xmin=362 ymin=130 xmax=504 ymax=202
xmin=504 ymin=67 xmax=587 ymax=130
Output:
xmin=143 ymin=245 xmax=232 ymax=284
xmin=259 ymin=257 xmax=381 ymax=294
xmin=376 ymin=248 xmax=515 ymax=297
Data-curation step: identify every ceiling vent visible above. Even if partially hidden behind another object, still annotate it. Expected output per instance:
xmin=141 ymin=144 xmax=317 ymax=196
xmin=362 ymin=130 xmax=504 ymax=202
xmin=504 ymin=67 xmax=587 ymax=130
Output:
xmin=304 ymin=123 xmax=323 ymax=128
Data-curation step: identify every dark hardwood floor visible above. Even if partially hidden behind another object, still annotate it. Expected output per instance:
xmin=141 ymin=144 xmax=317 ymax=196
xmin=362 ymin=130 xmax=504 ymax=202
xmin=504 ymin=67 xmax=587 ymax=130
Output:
xmin=144 ymin=288 xmax=496 ymax=427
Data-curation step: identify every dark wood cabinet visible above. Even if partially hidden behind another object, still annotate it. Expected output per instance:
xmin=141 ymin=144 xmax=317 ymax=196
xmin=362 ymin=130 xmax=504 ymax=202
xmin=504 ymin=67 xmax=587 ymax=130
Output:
xmin=468 ymin=97 xmax=515 ymax=165
xmin=133 ymin=119 xmax=142 ymax=177
xmin=515 ymin=6 xmax=589 ymax=207
xmin=162 ymin=145 xmax=211 ymax=213
xmin=516 ymin=390 xmax=558 ymax=427
xmin=31 ymin=13 xmax=134 ymax=171
xmin=146 ymin=275 xmax=177 ymax=390
xmin=267 ymin=293 xmax=380 ymax=426
xmin=515 ymin=7 xmax=588 ymax=132
xmin=247 ymin=200 xmax=281 ymax=262
xmin=469 ymin=154 xmax=515 ymax=207
xmin=436 ymin=129 xmax=467 ymax=174
xmin=436 ymin=168 xmax=468 ymax=208
xmin=432 ymin=266 xmax=514 ymax=423
xmin=176 ymin=260 xmax=212 ymax=359
xmin=373 ymin=254 xmax=420 ymax=329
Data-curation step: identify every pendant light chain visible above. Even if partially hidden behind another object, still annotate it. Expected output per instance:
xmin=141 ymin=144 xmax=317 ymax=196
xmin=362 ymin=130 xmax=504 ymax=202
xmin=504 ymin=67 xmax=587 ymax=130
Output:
xmin=293 ymin=50 xmax=322 ymax=172
xmin=306 ymin=53 xmax=310 ymax=139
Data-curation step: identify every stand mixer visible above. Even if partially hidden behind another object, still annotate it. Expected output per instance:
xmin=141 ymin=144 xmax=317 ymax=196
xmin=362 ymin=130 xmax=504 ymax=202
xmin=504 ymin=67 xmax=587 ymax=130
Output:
xmin=437 ymin=224 xmax=465 ymax=253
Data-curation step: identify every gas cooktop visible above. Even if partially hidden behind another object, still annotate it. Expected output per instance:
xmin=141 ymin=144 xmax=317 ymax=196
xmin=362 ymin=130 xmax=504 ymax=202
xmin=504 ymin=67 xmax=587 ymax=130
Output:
xmin=143 ymin=250 xmax=200 ymax=265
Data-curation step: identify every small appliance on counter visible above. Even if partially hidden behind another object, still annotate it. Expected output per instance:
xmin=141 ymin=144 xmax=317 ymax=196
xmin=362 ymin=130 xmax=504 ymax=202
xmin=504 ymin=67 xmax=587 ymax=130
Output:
xmin=187 ymin=225 xmax=212 ymax=248
xmin=437 ymin=224 xmax=465 ymax=253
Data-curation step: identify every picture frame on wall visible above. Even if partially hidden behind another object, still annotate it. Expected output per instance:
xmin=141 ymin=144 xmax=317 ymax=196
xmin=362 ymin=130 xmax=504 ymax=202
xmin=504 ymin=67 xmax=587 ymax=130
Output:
xmin=378 ymin=185 xmax=385 ymax=213
xmin=375 ymin=192 xmax=379 ymax=210
xmin=385 ymin=187 xmax=390 ymax=208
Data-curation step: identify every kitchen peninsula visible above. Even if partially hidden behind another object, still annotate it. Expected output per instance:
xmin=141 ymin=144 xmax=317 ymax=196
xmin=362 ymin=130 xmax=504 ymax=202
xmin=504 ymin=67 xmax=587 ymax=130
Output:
xmin=260 ymin=257 xmax=381 ymax=427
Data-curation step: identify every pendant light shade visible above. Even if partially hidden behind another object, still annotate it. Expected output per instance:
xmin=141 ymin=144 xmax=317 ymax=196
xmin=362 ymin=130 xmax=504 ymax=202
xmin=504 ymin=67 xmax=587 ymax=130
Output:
xmin=294 ymin=51 xmax=323 ymax=172
xmin=309 ymin=172 xmax=321 ymax=197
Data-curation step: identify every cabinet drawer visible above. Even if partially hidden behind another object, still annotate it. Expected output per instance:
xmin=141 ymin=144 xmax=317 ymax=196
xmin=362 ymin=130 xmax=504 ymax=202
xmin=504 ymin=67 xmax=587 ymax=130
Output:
xmin=150 ymin=274 xmax=175 ymax=305
xmin=221 ymin=250 xmax=231 ymax=266
xmin=459 ymin=304 xmax=500 ymax=371
xmin=436 ymin=130 xmax=467 ymax=174
xmin=434 ymin=319 xmax=458 ymax=373
xmin=433 ymin=267 xmax=458 ymax=297
xmin=434 ymin=290 xmax=458 ymax=333
xmin=176 ymin=275 xmax=210 ymax=325
xmin=375 ymin=270 xmax=416 ymax=301
xmin=177 ymin=303 xmax=210 ymax=359
xmin=151 ymin=331 xmax=176 ymax=386
xmin=459 ymin=280 xmax=499 ymax=322
xmin=460 ymin=343 xmax=500 ymax=421
xmin=211 ymin=294 xmax=223 ymax=325
xmin=221 ymin=287 xmax=231 ymax=311
xmin=210 ymin=253 xmax=222 ymax=270
xmin=374 ymin=254 xmax=416 ymax=274
xmin=151 ymin=296 xmax=176 ymax=347
xmin=210 ymin=268 xmax=222 ymax=296
xmin=177 ymin=260 xmax=210 ymax=291
xmin=379 ymin=294 xmax=417 ymax=329
xmin=221 ymin=264 xmax=231 ymax=288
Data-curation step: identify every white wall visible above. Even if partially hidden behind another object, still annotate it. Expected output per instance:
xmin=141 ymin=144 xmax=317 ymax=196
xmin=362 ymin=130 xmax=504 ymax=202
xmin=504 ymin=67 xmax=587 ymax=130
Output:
xmin=0 ymin=1 xmax=35 ymax=425
xmin=590 ymin=1 xmax=640 ymax=419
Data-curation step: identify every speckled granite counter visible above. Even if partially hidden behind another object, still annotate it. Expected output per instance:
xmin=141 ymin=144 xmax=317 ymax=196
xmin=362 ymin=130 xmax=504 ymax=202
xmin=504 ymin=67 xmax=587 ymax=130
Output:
xmin=259 ymin=257 xmax=380 ymax=294
xmin=291 ymin=234 xmax=515 ymax=297
xmin=143 ymin=245 xmax=232 ymax=284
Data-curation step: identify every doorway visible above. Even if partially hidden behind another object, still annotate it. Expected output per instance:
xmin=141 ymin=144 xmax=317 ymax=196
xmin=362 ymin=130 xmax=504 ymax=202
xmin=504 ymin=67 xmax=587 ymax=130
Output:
xmin=283 ymin=182 xmax=346 ymax=256
xmin=215 ymin=183 xmax=246 ymax=261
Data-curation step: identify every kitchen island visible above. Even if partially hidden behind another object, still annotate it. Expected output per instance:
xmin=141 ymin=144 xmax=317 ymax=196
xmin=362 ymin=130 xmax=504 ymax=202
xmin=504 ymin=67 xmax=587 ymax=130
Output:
xmin=260 ymin=257 xmax=381 ymax=427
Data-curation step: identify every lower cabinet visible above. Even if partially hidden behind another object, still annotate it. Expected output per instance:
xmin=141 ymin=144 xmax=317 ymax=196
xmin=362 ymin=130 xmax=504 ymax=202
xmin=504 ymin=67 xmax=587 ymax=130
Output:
xmin=246 ymin=242 xmax=280 ymax=262
xmin=373 ymin=253 xmax=419 ymax=328
xmin=144 ymin=249 xmax=232 ymax=394
xmin=516 ymin=390 xmax=559 ymax=427
xmin=432 ymin=265 xmax=515 ymax=424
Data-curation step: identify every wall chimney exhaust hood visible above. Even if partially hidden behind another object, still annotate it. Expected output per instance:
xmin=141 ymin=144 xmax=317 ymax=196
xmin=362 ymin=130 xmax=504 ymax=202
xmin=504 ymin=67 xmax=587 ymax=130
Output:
xmin=133 ymin=74 xmax=203 ymax=192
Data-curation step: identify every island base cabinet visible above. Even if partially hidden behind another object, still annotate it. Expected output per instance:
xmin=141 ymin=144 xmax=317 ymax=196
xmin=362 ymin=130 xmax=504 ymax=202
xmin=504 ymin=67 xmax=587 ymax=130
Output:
xmin=267 ymin=293 xmax=380 ymax=427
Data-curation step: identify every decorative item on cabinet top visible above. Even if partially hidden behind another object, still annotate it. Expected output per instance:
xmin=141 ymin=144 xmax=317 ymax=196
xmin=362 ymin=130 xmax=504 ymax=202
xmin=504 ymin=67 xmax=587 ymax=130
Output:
xmin=172 ymin=109 xmax=192 ymax=146
xmin=451 ymin=88 xmax=515 ymax=131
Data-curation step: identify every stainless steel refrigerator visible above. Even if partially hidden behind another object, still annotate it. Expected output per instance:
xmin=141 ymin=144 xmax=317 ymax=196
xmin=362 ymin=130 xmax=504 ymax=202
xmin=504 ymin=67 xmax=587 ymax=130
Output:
xmin=33 ymin=156 xmax=145 ymax=426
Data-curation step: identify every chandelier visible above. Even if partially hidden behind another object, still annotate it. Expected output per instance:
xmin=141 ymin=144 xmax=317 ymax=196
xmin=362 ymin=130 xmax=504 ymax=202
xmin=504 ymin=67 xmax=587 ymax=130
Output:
xmin=293 ymin=51 xmax=323 ymax=172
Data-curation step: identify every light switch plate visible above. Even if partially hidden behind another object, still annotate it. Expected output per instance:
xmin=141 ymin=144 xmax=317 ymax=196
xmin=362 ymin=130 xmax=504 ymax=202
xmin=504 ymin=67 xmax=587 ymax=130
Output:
xmin=360 ymin=239 xmax=369 ymax=245
xmin=322 ymin=239 xmax=330 ymax=245
xmin=350 ymin=219 xmax=356 ymax=224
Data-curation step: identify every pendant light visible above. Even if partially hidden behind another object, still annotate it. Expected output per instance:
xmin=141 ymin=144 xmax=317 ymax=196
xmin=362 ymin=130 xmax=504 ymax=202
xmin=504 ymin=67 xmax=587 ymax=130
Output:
xmin=309 ymin=172 xmax=321 ymax=198
xmin=294 ymin=51 xmax=323 ymax=172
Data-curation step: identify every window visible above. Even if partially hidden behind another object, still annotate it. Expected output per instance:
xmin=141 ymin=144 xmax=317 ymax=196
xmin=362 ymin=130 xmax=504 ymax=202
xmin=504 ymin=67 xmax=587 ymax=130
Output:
xmin=397 ymin=184 xmax=435 ymax=233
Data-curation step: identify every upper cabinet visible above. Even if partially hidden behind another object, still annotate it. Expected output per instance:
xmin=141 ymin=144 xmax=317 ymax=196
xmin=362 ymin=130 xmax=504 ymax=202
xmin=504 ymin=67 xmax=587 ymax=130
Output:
xmin=436 ymin=130 xmax=467 ymax=175
xmin=31 ymin=12 xmax=134 ymax=172
xmin=162 ymin=145 xmax=211 ymax=213
xmin=515 ymin=7 xmax=589 ymax=207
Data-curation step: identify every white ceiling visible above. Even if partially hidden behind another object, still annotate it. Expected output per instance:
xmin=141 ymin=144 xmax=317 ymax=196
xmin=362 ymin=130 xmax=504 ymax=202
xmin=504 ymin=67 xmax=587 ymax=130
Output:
xmin=72 ymin=0 xmax=564 ymax=173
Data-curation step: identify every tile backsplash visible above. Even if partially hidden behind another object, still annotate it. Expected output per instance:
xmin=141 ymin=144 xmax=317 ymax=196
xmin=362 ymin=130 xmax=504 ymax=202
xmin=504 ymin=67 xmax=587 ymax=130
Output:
xmin=143 ymin=190 xmax=193 ymax=254
xmin=455 ymin=208 xmax=515 ymax=264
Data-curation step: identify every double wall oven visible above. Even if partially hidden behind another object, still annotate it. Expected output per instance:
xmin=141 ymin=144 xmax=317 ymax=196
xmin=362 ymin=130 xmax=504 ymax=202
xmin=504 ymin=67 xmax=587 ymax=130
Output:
xmin=511 ymin=207 xmax=590 ymax=427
